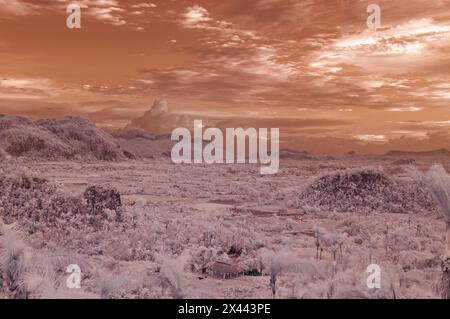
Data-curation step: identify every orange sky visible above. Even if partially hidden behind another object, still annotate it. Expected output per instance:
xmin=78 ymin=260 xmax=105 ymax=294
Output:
xmin=0 ymin=0 xmax=449 ymax=154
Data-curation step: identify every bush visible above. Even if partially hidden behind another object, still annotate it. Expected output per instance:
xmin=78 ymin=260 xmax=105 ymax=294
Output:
xmin=0 ymin=169 xmax=123 ymax=239
xmin=299 ymin=167 xmax=436 ymax=214
xmin=83 ymin=186 xmax=123 ymax=222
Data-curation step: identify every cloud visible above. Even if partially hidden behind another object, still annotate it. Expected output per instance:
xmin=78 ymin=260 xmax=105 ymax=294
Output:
xmin=0 ymin=0 xmax=128 ymax=26
xmin=354 ymin=134 xmax=387 ymax=143
xmin=1 ymin=0 xmax=450 ymax=153
xmin=0 ymin=0 xmax=37 ymax=16
xmin=0 ymin=78 xmax=58 ymax=99
xmin=89 ymin=5 xmax=126 ymax=26
xmin=287 ymin=131 xmax=450 ymax=154
xmin=126 ymin=99 xmax=192 ymax=134
xmin=311 ymin=18 xmax=450 ymax=75
xmin=131 ymin=2 xmax=157 ymax=9
xmin=182 ymin=5 xmax=212 ymax=28
xmin=387 ymin=106 xmax=422 ymax=112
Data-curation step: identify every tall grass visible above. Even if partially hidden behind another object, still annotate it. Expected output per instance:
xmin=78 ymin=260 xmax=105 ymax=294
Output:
xmin=408 ymin=163 xmax=450 ymax=298
xmin=0 ymin=226 xmax=28 ymax=298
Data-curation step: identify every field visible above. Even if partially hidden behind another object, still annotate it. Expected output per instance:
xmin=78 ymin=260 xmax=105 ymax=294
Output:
xmin=1 ymin=154 xmax=449 ymax=299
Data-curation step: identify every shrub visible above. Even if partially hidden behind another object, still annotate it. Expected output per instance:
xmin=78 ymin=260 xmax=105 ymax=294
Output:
xmin=299 ymin=167 xmax=436 ymax=214
xmin=83 ymin=186 xmax=123 ymax=222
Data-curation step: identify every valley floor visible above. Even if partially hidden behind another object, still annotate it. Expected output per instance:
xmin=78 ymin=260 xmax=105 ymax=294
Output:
xmin=1 ymin=155 xmax=449 ymax=298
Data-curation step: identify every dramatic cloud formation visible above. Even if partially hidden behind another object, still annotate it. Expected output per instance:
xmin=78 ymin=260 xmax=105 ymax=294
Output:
xmin=126 ymin=99 xmax=192 ymax=134
xmin=0 ymin=0 xmax=449 ymax=153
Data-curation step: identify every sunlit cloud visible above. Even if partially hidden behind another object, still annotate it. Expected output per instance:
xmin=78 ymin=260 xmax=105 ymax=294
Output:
xmin=354 ymin=134 xmax=387 ymax=142
xmin=131 ymin=2 xmax=157 ymax=9
xmin=182 ymin=5 xmax=212 ymax=29
xmin=0 ymin=78 xmax=58 ymax=99
xmin=387 ymin=106 xmax=422 ymax=112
